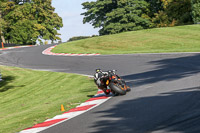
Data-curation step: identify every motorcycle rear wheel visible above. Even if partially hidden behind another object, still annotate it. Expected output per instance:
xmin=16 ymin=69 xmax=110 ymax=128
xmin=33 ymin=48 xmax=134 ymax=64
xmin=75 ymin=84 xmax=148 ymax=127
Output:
xmin=109 ymin=83 xmax=126 ymax=95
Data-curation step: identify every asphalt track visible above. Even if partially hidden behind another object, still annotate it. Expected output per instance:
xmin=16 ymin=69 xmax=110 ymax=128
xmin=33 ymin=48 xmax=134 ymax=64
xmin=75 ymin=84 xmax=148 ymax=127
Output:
xmin=1 ymin=45 xmax=200 ymax=133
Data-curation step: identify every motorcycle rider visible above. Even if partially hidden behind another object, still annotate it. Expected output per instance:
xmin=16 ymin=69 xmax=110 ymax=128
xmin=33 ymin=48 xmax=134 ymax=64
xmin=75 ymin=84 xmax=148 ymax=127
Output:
xmin=94 ymin=69 xmax=111 ymax=95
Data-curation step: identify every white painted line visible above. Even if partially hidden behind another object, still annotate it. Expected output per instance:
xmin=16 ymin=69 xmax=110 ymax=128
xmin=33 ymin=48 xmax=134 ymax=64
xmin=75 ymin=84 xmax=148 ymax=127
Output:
xmin=45 ymin=111 xmax=85 ymax=122
xmin=19 ymin=127 xmax=47 ymax=133
xmin=77 ymin=99 xmax=108 ymax=107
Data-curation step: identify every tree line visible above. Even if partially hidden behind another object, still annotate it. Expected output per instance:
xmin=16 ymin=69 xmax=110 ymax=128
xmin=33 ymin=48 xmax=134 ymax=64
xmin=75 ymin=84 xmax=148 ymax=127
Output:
xmin=81 ymin=0 xmax=200 ymax=35
xmin=0 ymin=0 xmax=63 ymax=45
xmin=0 ymin=0 xmax=199 ymax=45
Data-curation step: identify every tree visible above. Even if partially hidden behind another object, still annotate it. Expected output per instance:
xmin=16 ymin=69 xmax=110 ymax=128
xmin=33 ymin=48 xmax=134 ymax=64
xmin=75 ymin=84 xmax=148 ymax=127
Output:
xmin=151 ymin=0 xmax=192 ymax=27
xmin=0 ymin=0 xmax=6 ymax=43
xmin=167 ymin=0 xmax=192 ymax=25
xmin=145 ymin=0 xmax=163 ymax=17
xmin=81 ymin=0 xmax=151 ymax=35
xmin=0 ymin=12 xmax=6 ymax=43
xmin=191 ymin=0 xmax=200 ymax=23
xmin=1 ymin=0 xmax=63 ymax=44
xmin=8 ymin=20 xmax=40 ymax=44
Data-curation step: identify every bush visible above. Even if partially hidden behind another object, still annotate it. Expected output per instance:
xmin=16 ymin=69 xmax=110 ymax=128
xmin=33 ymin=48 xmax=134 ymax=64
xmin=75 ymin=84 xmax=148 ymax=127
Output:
xmin=192 ymin=0 xmax=200 ymax=23
xmin=67 ymin=36 xmax=91 ymax=42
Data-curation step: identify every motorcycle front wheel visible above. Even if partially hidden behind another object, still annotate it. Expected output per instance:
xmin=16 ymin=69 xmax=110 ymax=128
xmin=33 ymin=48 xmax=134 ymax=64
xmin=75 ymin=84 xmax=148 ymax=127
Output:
xmin=109 ymin=83 xmax=126 ymax=95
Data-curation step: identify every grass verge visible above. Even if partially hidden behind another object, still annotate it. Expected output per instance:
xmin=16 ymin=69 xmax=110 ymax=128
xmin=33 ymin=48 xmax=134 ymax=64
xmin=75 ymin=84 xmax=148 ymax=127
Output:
xmin=0 ymin=65 xmax=96 ymax=133
xmin=52 ymin=25 xmax=200 ymax=54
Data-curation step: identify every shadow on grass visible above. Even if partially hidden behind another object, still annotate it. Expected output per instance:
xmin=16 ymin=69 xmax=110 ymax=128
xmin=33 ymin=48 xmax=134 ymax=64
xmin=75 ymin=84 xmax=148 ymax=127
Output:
xmin=0 ymin=76 xmax=25 ymax=92
xmin=87 ymin=95 xmax=95 ymax=98
xmin=0 ymin=76 xmax=15 ymax=92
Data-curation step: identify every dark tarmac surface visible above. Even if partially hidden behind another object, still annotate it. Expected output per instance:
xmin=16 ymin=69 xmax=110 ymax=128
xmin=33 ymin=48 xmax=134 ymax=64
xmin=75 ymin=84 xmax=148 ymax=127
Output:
xmin=0 ymin=45 xmax=200 ymax=133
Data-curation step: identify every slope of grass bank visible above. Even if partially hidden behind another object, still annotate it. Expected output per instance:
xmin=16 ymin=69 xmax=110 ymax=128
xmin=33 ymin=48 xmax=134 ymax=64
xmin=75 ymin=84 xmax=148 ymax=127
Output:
xmin=0 ymin=66 xmax=96 ymax=133
xmin=52 ymin=25 xmax=200 ymax=54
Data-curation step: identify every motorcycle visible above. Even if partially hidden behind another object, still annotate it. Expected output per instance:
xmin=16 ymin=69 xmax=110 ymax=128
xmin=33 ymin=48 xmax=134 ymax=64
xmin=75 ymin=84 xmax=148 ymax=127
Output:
xmin=94 ymin=69 xmax=130 ymax=96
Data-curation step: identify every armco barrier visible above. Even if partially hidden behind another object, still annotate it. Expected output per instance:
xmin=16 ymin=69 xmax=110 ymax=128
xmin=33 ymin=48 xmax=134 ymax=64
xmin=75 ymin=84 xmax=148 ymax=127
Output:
xmin=0 ymin=43 xmax=33 ymax=48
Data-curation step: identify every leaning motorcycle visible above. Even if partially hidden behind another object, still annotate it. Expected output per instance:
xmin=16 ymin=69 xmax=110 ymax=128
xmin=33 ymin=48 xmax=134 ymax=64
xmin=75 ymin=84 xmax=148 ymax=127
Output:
xmin=94 ymin=69 xmax=130 ymax=96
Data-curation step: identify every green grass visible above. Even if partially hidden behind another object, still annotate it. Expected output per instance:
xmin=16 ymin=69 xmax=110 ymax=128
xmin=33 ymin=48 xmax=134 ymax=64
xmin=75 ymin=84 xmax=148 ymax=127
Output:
xmin=0 ymin=65 xmax=97 ymax=133
xmin=52 ymin=25 xmax=200 ymax=54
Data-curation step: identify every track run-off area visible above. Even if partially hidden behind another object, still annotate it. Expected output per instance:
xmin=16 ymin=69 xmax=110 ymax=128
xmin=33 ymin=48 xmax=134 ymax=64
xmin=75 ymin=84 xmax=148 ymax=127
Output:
xmin=0 ymin=44 xmax=200 ymax=133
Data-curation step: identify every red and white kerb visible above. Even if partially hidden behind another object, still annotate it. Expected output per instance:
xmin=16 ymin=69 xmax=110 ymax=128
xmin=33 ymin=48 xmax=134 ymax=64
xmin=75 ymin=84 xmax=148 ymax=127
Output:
xmin=19 ymin=89 xmax=110 ymax=133
xmin=42 ymin=45 xmax=100 ymax=56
